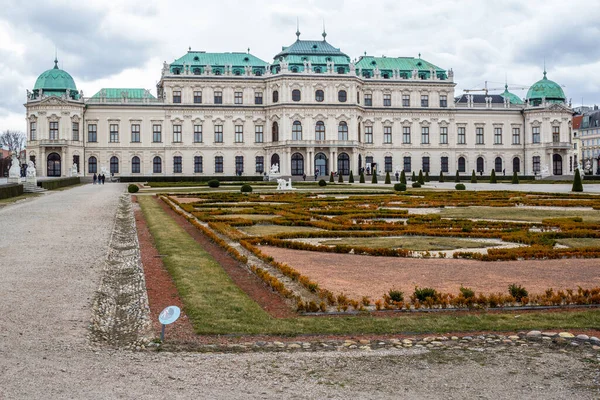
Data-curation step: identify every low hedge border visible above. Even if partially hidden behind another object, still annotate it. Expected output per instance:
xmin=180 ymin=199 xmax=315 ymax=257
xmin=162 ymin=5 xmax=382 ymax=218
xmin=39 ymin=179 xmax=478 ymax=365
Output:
xmin=37 ymin=177 xmax=80 ymax=190
xmin=0 ymin=183 xmax=23 ymax=200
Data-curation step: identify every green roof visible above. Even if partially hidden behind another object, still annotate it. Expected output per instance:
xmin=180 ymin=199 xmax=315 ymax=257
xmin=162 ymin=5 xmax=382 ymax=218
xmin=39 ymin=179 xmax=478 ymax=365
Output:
xmin=91 ymin=88 xmax=156 ymax=99
xmin=355 ymin=56 xmax=447 ymax=79
xmin=526 ymin=71 xmax=565 ymax=102
xmin=169 ymin=51 xmax=268 ymax=74
xmin=274 ymin=39 xmax=349 ymax=59
xmin=33 ymin=59 xmax=77 ymax=92
xmin=500 ymin=85 xmax=524 ymax=105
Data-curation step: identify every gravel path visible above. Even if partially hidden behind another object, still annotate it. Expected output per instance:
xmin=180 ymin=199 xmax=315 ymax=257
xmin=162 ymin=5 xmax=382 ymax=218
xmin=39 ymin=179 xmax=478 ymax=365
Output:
xmin=1 ymin=183 xmax=599 ymax=399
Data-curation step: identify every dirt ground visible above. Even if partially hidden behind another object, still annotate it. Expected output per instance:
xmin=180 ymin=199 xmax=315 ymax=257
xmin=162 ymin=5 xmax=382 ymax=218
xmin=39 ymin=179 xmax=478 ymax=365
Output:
xmin=259 ymin=246 xmax=600 ymax=299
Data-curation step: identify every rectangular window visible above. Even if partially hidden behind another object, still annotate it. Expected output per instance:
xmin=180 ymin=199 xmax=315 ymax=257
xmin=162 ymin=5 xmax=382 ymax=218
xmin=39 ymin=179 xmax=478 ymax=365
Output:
xmin=532 ymin=126 xmax=540 ymax=143
xmin=422 ymin=156 xmax=430 ymax=173
xmin=256 ymin=156 xmax=264 ymax=173
xmin=385 ymin=156 xmax=392 ymax=173
xmin=439 ymin=95 xmax=447 ymax=107
xmin=403 ymin=156 xmax=412 ymax=173
xmin=403 ymin=127 xmax=411 ymax=144
xmin=235 ymin=125 xmax=243 ymax=143
xmin=153 ymin=125 xmax=162 ymax=142
xmin=49 ymin=121 xmax=59 ymax=140
xmin=440 ymin=127 xmax=448 ymax=144
xmin=364 ymin=94 xmax=372 ymax=106
xmin=109 ymin=124 xmax=119 ymax=143
xmin=512 ymin=128 xmax=520 ymax=144
xmin=457 ymin=127 xmax=466 ymax=144
xmin=402 ymin=94 xmax=410 ymax=107
xmin=421 ymin=127 xmax=430 ymax=144
xmin=173 ymin=90 xmax=181 ymax=103
xmin=494 ymin=127 xmax=502 ymax=144
xmin=553 ymin=126 xmax=560 ymax=142
xmin=215 ymin=156 xmax=223 ymax=173
xmin=87 ymin=124 xmax=97 ymax=142
xmin=214 ymin=125 xmax=223 ymax=143
xmin=383 ymin=126 xmax=392 ymax=144
xmin=72 ymin=122 xmax=79 ymax=141
xmin=173 ymin=125 xmax=182 ymax=143
xmin=235 ymin=156 xmax=244 ymax=174
xmin=30 ymin=121 xmax=37 ymax=141
xmin=234 ymin=91 xmax=243 ymax=104
xmin=173 ymin=156 xmax=182 ymax=173
xmin=193 ymin=91 xmax=202 ymax=104
xmin=193 ymin=125 xmax=202 ymax=143
xmin=255 ymin=125 xmax=263 ymax=143
xmin=476 ymin=127 xmax=484 ymax=144
xmin=441 ymin=156 xmax=449 ymax=173
xmin=533 ymin=155 xmax=541 ymax=173
xmin=365 ymin=126 xmax=373 ymax=143
xmin=214 ymin=91 xmax=223 ymax=104
xmin=421 ymin=95 xmax=429 ymax=107
xmin=254 ymin=92 xmax=263 ymax=105
xmin=194 ymin=156 xmax=203 ymax=173
xmin=383 ymin=94 xmax=391 ymax=107
xmin=131 ymin=124 xmax=140 ymax=142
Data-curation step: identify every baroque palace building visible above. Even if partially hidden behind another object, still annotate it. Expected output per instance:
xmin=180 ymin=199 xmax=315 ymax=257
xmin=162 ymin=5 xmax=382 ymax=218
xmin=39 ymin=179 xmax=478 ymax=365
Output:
xmin=25 ymin=30 xmax=575 ymax=179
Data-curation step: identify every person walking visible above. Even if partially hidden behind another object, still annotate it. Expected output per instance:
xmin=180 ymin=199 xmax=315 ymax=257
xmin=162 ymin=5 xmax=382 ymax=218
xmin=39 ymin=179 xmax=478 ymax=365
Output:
xmin=101 ymin=174 xmax=105 ymax=184
xmin=93 ymin=173 xmax=97 ymax=185
xmin=302 ymin=173 xmax=306 ymax=181
xmin=314 ymin=169 xmax=319 ymax=181
xmin=395 ymin=171 xmax=399 ymax=182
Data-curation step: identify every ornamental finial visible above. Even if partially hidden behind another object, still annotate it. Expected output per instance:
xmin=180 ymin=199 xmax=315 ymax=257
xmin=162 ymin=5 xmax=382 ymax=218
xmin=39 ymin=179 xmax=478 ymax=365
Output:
xmin=322 ymin=20 xmax=327 ymax=40
xmin=54 ymin=48 xmax=58 ymax=69
xmin=296 ymin=17 xmax=300 ymax=40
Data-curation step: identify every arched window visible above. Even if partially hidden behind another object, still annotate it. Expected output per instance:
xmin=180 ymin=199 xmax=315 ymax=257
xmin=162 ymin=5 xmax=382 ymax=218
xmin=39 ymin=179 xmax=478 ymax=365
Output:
xmin=192 ymin=68 xmax=201 ymax=75
xmin=476 ymin=157 xmax=484 ymax=173
xmin=291 ymin=66 xmax=298 ymax=73
xmin=272 ymin=121 xmax=279 ymax=142
xmin=110 ymin=156 xmax=119 ymax=174
xmin=292 ymin=89 xmax=301 ymax=102
xmin=314 ymin=67 xmax=321 ymax=73
xmin=291 ymin=153 xmax=304 ymax=176
xmin=173 ymin=156 xmax=182 ymax=173
xmin=494 ymin=157 xmax=502 ymax=173
xmin=47 ymin=153 xmax=61 ymax=177
xmin=131 ymin=156 xmax=140 ymax=174
xmin=337 ymin=153 xmax=350 ymax=175
xmin=338 ymin=121 xmax=348 ymax=141
xmin=338 ymin=90 xmax=347 ymax=102
xmin=315 ymin=121 xmax=325 ymax=141
xmin=292 ymin=121 xmax=302 ymax=141
xmin=553 ymin=154 xmax=563 ymax=175
xmin=272 ymin=90 xmax=279 ymax=103
xmin=512 ymin=157 xmax=520 ymax=173
xmin=315 ymin=90 xmax=324 ymax=102
xmin=88 ymin=156 xmax=97 ymax=173
xmin=337 ymin=67 xmax=345 ymax=74
xmin=314 ymin=153 xmax=328 ymax=176
xmin=458 ymin=157 xmax=466 ymax=173
xmin=153 ymin=156 xmax=162 ymax=173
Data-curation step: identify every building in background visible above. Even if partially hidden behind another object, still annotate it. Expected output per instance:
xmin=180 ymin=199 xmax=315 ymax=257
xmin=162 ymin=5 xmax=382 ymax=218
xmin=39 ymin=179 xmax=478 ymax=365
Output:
xmin=576 ymin=107 xmax=600 ymax=175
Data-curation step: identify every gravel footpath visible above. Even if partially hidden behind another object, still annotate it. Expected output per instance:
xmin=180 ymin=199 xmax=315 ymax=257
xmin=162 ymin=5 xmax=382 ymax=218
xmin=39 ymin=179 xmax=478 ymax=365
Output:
xmin=1 ymin=184 xmax=599 ymax=399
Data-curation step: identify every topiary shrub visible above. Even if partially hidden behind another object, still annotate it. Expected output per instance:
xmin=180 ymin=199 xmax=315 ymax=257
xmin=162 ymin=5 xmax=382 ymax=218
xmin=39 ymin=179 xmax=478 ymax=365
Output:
xmin=439 ymin=171 xmax=444 ymax=183
xmin=385 ymin=171 xmax=391 ymax=184
xmin=470 ymin=170 xmax=477 ymax=183
xmin=330 ymin=172 xmax=335 ymax=183
xmin=394 ymin=183 xmax=407 ymax=191
xmin=400 ymin=170 xmax=406 ymax=184
xmin=127 ymin=184 xmax=139 ymax=193
xmin=413 ymin=287 xmax=437 ymax=302
xmin=371 ymin=171 xmax=378 ymax=184
xmin=425 ymin=171 xmax=430 ymax=182
xmin=412 ymin=182 xmax=421 ymax=188
xmin=508 ymin=283 xmax=528 ymax=302
xmin=455 ymin=183 xmax=466 ymax=190
xmin=455 ymin=170 xmax=460 ymax=183
xmin=412 ymin=171 xmax=416 ymax=181
xmin=572 ymin=169 xmax=583 ymax=192
xmin=418 ymin=170 xmax=424 ymax=184
xmin=338 ymin=172 xmax=344 ymax=183
xmin=388 ymin=289 xmax=404 ymax=302
xmin=349 ymin=170 xmax=354 ymax=183
xmin=359 ymin=172 xmax=365 ymax=183
xmin=512 ymin=171 xmax=519 ymax=184
xmin=208 ymin=179 xmax=220 ymax=188
xmin=490 ymin=169 xmax=497 ymax=183
xmin=318 ymin=179 xmax=327 ymax=187
xmin=240 ymin=183 xmax=253 ymax=193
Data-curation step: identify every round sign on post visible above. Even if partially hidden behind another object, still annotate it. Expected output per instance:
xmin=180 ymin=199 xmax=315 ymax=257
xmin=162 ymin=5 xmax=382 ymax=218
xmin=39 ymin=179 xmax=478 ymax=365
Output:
xmin=159 ymin=306 xmax=181 ymax=342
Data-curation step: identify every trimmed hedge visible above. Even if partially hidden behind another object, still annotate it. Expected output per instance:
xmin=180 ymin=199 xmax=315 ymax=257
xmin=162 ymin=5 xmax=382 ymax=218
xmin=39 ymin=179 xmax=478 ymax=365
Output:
xmin=394 ymin=183 xmax=407 ymax=191
xmin=240 ymin=184 xmax=253 ymax=193
xmin=208 ymin=179 xmax=220 ymax=188
xmin=128 ymin=184 xmax=139 ymax=193
xmin=412 ymin=182 xmax=421 ymax=188
xmin=318 ymin=179 xmax=327 ymax=187
xmin=38 ymin=177 xmax=80 ymax=190
xmin=455 ymin=183 xmax=466 ymax=190
xmin=0 ymin=183 xmax=23 ymax=200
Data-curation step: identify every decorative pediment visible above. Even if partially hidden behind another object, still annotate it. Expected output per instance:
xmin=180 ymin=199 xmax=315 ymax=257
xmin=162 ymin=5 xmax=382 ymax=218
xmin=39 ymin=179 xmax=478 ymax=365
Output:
xmin=401 ymin=119 xmax=412 ymax=126
xmin=419 ymin=120 xmax=431 ymax=127
xmin=39 ymin=96 xmax=70 ymax=106
xmin=253 ymin=117 xmax=266 ymax=124
xmin=363 ymin=118 xmax=374 ymax=126
xmin=313 ymin=113 xmax=327 ymax=121
xmin=233 ymin=117 xmax=245 ymax=124
xmin=128 ymin=118 xmax=142 ymax=122
xmin=551 ymin=119 xmax=561 ymax=126
xmin=382 ymin=118 xmax=393 ymax=126
xmin=531 ymin=120 xmax=541 ymax=127
xmin=438 ymin=120 xmax=449 ymax=127
xmin=28 ymin=114 xmax=38 ymax=122
xmin=171 ymin=117 xmax=183 ymax=124
xmin=289 ymin=113 xmax=303 ymax=121
xmin=212 ymin=117 xmax=225 ymax=124
xmin=48 ymin=113 xmax=60 ymax=122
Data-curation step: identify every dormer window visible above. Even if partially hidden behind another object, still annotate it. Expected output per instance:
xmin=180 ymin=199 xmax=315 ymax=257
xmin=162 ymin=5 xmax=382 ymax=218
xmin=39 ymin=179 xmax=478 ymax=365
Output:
xmin=193 ymin=56 xmax=200 ymax=61
xmin=312 ymin=45 xmax=317 ymax=49
xmin=193 ymin=68 xmax=201 ymax=75
xmin=291 ymin=66 xmax=299 ymax=73
xmin=314 ymin=67 xmax=321 ymax=73
xmin=243 ymin=57 xmax=249 ymax=62
xmin=337 ymin=67 xmax=345 ymax=74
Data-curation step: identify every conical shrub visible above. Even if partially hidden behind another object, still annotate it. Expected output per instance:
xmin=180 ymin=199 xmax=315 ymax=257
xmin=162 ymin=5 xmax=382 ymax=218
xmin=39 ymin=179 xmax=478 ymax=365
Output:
xmin=572 ymin=169 xmax=583 ymax=192
xmin=359 ymin=172 xmax=365 ymax=183
xmin=349 ymin=170 xmax=354 ymax=183
xmin=418 ymin=170 xmax=424 ymax=185
xmin=512 ymin=171 xmax=519 ymax=184
xmin=400 ymin=170 xmax=406 ymax=184
xmin=455 ymin=170 xmax=460 ymax=183
xmin=490 ymin=169 xmax=497 ymax=183
xmin=372 ymin=170 xmax=378 ymax=184
xmin=412 ymin=171 xmax=416 ymax=181
xmin=338 ymin=172 xmax=344 ymax=183
xmin=385 ymin=171 xmax=391 ymax=184
xmin=439 ymin=171 xmax=444 ymax=182
xmin=425 ymin=171 xmax=430 ymax=182
xmin=471 ymin=170 xmax=477 ymax=183
xmin=330 ymin=172 xmax=334 ymax=183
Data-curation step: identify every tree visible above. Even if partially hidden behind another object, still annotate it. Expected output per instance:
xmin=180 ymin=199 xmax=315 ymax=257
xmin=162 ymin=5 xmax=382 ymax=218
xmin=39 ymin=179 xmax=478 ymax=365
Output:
xmin=400 ymin=170 xmax=406 ymax=184
xmin=418 ymin=170 xmax=424 ymax=185
xmin=385 ymin=171 xmax=391 ymax=184
xmin=359 ymin=172 xmax=365 ymax=183
xmin=349 ymin=170 xmax=354 ymax=183
xmin=0 ymin=130 xmax=26 ymax=154
xmin=490 ymin=169 xmax=497 ymax=183
xmin=572 ymin=169 xmax=583 ymax=192
xmin=425 ymin=171 xmax=430 ymax=182
xmin=412 ymin=171 xmax=416 ymax=181
xmin=439 ymin=171 xmax=444 ymax=183
xmin=371 ymin=169 xmax=378 ymax=184
xmin=512 ymin=171 xmax=519 ymax=184
xmin=338 ymin=171 xmax=344 ymax=183
xmin=455 ymin=170 xmax=460 ymax=183
xmin=471 ymin=170 xmax=477 ymax=183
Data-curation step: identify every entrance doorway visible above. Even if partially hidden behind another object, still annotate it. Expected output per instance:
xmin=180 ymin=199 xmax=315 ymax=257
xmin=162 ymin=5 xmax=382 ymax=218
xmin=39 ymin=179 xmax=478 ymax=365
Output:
xmin=553 ymin=154 xmax=563 ymax=175
xmin=47 ymin=152 xmax=61 ymax=177
xmin=270 ymin=154 xmax=280 ymax=172
xmin=337 ymin=153 xmax=350 ymax=175
xmin=314 ymin=153 xmax=328 ymax=176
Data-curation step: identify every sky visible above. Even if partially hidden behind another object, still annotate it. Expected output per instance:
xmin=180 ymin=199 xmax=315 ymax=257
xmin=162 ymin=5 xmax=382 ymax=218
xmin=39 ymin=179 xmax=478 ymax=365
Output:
xmin=1 ymin=0 xmax=600 ymax=132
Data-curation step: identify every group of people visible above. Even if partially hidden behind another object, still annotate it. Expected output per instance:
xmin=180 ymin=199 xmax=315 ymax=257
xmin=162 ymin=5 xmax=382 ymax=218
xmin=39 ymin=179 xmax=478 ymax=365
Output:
xmin=92 ymin=173 xmax=106 ymax=185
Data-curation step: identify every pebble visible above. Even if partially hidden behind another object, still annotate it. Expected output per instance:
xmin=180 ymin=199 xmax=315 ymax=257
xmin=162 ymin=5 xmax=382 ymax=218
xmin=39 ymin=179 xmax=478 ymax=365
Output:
xmin=575 ymin=334 xmax=589 ymax=341
xmin=558 ymin=332 xmax=575 ymax=338
xmin=526 ymin=331 xmax=542 ymax=338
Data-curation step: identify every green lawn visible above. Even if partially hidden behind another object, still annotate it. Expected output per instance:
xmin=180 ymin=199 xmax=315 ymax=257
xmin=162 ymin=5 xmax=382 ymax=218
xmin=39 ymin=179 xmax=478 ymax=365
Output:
xmin=319 ymin=236 xmax=499 ymax=251
xmin=440 ymin=206 xmax=600 ymax=223
xmin=138 ymin=196 xmax=600 ymax=336
xmin=239 ymin=224 xmax=324 ymax=236
xmin=556 ymin=238 xmax=600 ymax=248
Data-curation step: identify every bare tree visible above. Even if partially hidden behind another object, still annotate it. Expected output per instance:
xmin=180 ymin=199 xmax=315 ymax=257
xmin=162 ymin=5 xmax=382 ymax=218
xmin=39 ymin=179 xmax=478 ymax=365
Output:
xmin=0 ymin=130 xmax=26 ymax=154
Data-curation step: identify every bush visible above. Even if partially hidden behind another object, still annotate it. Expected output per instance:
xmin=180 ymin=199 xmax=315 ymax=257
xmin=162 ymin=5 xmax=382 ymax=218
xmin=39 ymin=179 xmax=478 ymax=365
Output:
xmin=572 ymin=169 xmax=583 ymax=192
xmin=470 ymin=170 xmax=477 ymax=183
xmin=418 ymin=170 xmax=424 ymax=184
xmin=385 ymin=171 xmax=391 ymax=184
xmin=412 ymin=171 xmax=416 ymax=181
xmin=459 ymin=286 xmax=475 ymax=298
xmin=455 ymin=170 xmax=460 ymax=183
xmin=490 ymin=169 xmax=497 ymax=184
xmin=512 ymin=171 xmax=519 ymax=184
xmin=425 ymin=171 xmax=430 ymax=182
xmin=318 ymin=179 xmax=327 ymax=187
xmin=508 ymin=284 xmax=528 ymax=302
xmin=329 ymin=172 xmax=335 ymax=183
xmin=455 ymin=183 xmax=466 ymax=190
xmin=38 ymin=177 xmax=80 ymax=190
xmin=400 ymin=170 xmax=406 ymax=184
xmin=394 ymin=183 xmax=407 ymax=191
xmin=414 ymin=287 xmax=437 ymax=302
xmin=240 ymin=184 xmax=253 ymax=193
xmin=0 ymin=183 xmax=23 ymax=200
xmin=439 ymin=171 xmax=444 ymax=183
xmin=349 ymin=170 xmax=354 ymax=183
xmin=359 ymin=173 xmax=365 ymax=183
xmin=371 ymin=171 xmax=378 ymax=184
xmin=388 ymin=289 xmax=404 ymax=302
xmin=338 ymin=172 xmax=344 ymax=183
xmin=127 ymin=184 xmax=139 ymax=193
xmin=208 ymin=179 xmax=220 ymax=188
xmin=412 ymin=182 xmax=421 ymax=188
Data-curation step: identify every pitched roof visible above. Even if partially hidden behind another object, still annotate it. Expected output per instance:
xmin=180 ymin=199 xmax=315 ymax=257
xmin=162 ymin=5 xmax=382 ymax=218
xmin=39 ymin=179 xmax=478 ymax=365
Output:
xmin=90 ymin=88 xmax=156 ymax=99
xmin=572 ymin=115 xmax=583 ymax=130
xmin=355 ymin=56 xmax=445 ymax=73
xmin=171 ymin=51 xmax=268 ymax=67
xmin=274 ymin=40 xmax=348 ymax=59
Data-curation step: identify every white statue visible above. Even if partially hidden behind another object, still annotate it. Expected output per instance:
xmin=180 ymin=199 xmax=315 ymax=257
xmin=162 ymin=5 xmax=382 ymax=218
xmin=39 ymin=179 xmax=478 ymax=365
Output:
xmin=72 ymin=162 xmax=78 ymax=176
xmin=584 ymin=160 xmax=592 ymax=174
xmin=270 ymin=163 xmax=279 ymax=174
xmin=276 ymin=178 xmax=294 ymax=191
xmin=26 ymin=160 xmax=36 ymax=178
xmin=8 ymin=152 xmax=20 ymax=182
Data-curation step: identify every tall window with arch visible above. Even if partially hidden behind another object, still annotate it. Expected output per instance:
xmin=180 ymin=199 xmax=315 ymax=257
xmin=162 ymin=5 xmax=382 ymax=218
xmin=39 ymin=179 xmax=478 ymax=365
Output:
xmin=272 ymin=121 xmax=279 ymax=142
xmin=291 ymin=153 xmax=304 ymax=175
xmin=315 ymin=90 xmax=324 ymax=102
xmin=153 ymin=156 xmax=162 ymax=173
xmin=272 ymin=90 xmax=279 ymax=103
xmin=315 ymin=121 xmax=325 ymax=141
xmin=88 ymin=156 xmax=97 ymax=173
xmin=513 ymin=157 xmax=520 ymax=173
xmin=458 ymin=156 xmax=466 ymax=173
xmin=292 ymin=121 xmax=302 ymax=141
xmin=494 ymin=157 xmax=502 ymax=172
xmin=476 ymin=157 xmax=484 ymax=173
xmin=338 ymin=121 xmax=348 ymax=141
xmin=110 ymin=156 xmax=119 ymax=174
xmin=292 ymin=89 xmax=301 ymax=102
xmin=131 ymin=156 xmax=141 ymax=173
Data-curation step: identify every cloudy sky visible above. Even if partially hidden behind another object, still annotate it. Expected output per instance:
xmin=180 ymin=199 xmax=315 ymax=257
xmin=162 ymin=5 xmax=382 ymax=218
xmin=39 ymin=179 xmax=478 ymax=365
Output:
xmin=1 ymin=0 xmax=599 ymax=132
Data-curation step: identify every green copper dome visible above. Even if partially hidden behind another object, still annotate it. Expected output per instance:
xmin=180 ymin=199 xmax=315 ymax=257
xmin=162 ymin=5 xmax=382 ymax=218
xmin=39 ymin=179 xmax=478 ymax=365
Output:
xmin=33 ymin=59 xmax=78 ymax=96
xmin=526 ymin=71 xmax=565 ymax=104
xmin=500 ymin=84 xmax=524 ymax=105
